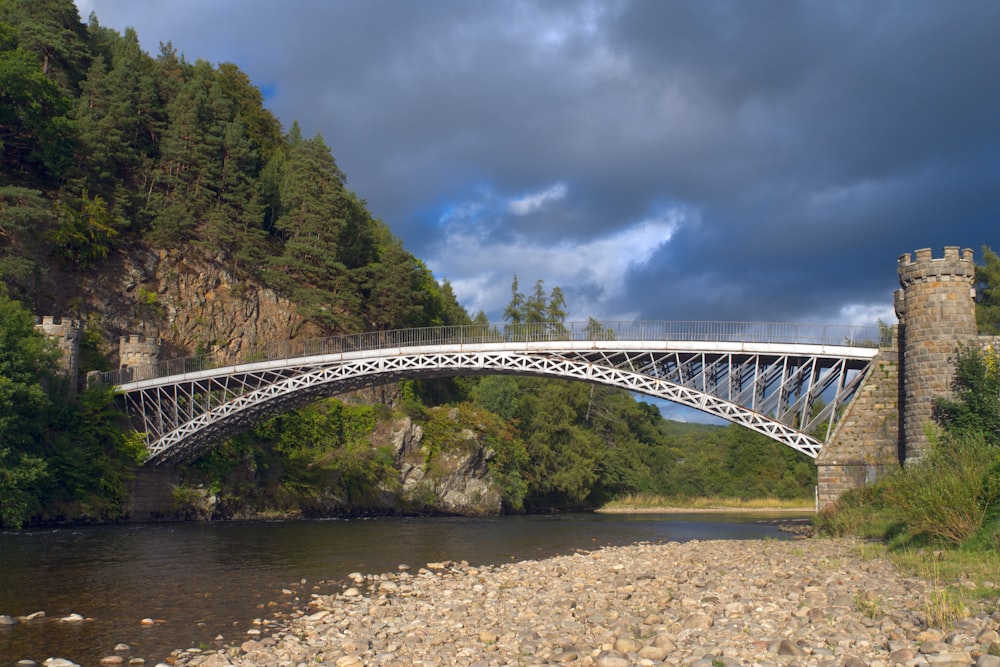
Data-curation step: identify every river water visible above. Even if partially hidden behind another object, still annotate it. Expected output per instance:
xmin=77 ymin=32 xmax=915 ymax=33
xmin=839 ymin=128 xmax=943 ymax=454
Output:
xmin=0 ymin=512 xmax=806 ymax=666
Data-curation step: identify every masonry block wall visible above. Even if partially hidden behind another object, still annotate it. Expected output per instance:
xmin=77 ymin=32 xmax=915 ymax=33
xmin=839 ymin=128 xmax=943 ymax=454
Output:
xmin=34 ymin=316 xmax=81 ymax=394
xmin=894 ymin=247 xmax=977 ymax=462
xmin=816 ymin=349 xmax=901 ymax=508
xmin=119 ymin=335 xmax=162 ymax=382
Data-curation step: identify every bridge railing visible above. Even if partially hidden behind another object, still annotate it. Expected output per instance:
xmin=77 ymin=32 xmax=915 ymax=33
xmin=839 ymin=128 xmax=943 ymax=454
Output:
xmin=96 ymin=320 xmax=888 ymax=387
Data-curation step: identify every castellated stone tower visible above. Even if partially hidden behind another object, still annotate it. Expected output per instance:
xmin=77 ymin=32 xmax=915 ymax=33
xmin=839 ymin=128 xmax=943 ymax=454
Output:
xmin=894 ymin=246 xmax=977 ymax=462
xmin=34 ymin=316 xmax=81 ymax=393
xmin=119 ymin=335 xmax=161 ymax=381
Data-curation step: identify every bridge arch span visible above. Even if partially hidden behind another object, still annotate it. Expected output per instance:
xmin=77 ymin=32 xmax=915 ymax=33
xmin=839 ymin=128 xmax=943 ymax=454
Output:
xmin=108 ymin=327 xmax=881 ymax=465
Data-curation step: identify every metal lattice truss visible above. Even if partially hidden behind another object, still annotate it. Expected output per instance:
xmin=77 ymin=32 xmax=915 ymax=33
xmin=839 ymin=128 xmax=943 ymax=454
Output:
xmin=116 ymin=340 xmax=878 ymax=465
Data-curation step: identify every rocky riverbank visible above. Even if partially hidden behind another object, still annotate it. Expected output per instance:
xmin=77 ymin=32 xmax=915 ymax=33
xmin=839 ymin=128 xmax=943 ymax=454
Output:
xmin=160 ymin=538 xmax=999 ymax=667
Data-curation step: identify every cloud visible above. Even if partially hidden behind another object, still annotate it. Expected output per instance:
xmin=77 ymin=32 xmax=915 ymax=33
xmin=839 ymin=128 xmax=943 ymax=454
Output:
xmin=428 ymin=189 xmax=683 ymax=320
xmin=508 ymin=183 xmax=568 ymax=216
xmin=76 ymin=0 xmax=1000 ymax=330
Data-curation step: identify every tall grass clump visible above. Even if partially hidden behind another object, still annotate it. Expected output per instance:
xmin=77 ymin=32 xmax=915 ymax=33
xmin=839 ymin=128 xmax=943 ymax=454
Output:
xmin=883 ymin=432 xmax=999 ymax=546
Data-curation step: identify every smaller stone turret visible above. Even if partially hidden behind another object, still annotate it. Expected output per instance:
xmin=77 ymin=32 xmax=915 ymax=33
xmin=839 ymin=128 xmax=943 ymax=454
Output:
xmin=119 ymin=334 xmax=161 ymax=381
xmin=35 ymin=316 xmax=81 ymax=393
xmin=894 ymin=246 xmax=977 ymax=461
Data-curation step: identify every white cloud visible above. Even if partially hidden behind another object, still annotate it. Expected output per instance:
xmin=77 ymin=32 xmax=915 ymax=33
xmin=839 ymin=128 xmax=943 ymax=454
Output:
xmin=429 ymin=207 xmax=683 ymax=320
xmin=837 ymin=303 xmax=896 ymax=327
xmin=508 ymin=183 xmax=568 ymax=216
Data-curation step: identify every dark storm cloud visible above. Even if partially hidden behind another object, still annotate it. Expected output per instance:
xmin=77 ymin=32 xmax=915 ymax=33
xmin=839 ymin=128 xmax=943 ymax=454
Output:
xmin=78 ymin=0 xmax=1000 ymax=325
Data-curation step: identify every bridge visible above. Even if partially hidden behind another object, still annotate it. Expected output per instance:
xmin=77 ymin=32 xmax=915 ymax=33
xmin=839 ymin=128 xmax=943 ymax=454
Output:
xmin=96 ymin=320 xmax=887 ymax=466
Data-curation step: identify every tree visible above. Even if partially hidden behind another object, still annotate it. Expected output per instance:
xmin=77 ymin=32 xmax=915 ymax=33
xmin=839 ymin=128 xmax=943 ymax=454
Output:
xmin=49 ymin=189 xmax=126 ymax=268
xmin=363 ymin=234 xmax=428 ymax=330
xmin=71 ymin=26 xmax=161 ymax=214
xmin=264 ymin=128 xmax=363 ymax=331
xmin=0 ymin=0 xmax=89 ymax=93
xmin=503 ymin=276 xmax=567 ymax=329
xmin=503 ymin=275 xmax=525 ymax=325
xmin=0 ymin=185 xmax=55 ymax=300
xmin=0 ymin=287 xmax=57 ymax=527
xmin=147 ymin=59 xmax=228 ymax=243
xmin=976 ymin=246 xmax=1000 ymax=335
xmin=216 ymin=62 xmax=281 ymax=164
xmin=199 ymin=114 xmax=266 ymax=271
xmin=0 ymin=30 xmax=74 ymax=182
xmin=933 ymin=344 xmax=1000 ymax=443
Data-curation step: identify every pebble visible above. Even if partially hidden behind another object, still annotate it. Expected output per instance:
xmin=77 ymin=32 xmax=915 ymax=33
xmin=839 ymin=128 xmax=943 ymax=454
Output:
xmin=160 ymin=539 xmax=998 ymax=667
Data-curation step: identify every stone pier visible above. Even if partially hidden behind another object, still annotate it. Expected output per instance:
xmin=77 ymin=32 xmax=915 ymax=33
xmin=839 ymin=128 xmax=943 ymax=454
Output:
xmin=818 ymin=246 xmax=980 ymax=508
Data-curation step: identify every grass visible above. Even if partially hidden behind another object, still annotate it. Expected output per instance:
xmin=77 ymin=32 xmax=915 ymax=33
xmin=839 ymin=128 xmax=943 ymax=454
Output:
xmin=856 ymin=542 xmax=1000 ymax=627
xmin=599 ymin=493 xmax=814 ymax=512
xmin=853 ymin=590 xmax=883 ymax=619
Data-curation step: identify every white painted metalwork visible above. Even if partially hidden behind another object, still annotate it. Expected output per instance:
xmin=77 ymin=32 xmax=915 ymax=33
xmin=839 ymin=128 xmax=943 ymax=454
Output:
xmin=102 ymin=321 xmax=885 ymax=465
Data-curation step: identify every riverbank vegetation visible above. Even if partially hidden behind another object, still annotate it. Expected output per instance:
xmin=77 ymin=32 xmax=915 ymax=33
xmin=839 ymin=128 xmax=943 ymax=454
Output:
xmin=600 ymin=494 xmax=813 ymax=512
xmin=818 ymin=342 xmax=1000 ymax=558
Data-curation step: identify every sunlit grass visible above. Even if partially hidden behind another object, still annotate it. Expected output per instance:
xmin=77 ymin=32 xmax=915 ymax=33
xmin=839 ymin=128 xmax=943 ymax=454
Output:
xmin=856 ymin=542 xmax=1000 ymax=622
xmin=600 ymin=493 xmax=814 ymax=511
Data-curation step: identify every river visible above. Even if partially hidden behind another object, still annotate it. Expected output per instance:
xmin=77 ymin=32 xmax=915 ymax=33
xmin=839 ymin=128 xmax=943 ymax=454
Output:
xmin=0 ymin=512 xmax=806 ymax=666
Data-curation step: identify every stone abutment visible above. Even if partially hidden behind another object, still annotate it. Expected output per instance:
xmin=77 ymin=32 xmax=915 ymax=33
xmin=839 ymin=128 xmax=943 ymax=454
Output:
xmin=818 ymin=246 xmax=980 ymax=509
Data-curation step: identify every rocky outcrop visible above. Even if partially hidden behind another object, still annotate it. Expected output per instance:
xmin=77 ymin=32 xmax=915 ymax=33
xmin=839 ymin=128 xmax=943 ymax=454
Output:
xmin=55 ymin=243 xmax=503 ymax=520
xmin=162 ymin=414 xmax=504 ymax=521
xmin=389 ymin=414 xmax=502 ymax=517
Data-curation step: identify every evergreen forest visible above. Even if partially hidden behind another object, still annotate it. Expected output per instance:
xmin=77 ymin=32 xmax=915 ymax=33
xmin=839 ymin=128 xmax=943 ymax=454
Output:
xmin=2 ymin=1 xmax=831 ymax=527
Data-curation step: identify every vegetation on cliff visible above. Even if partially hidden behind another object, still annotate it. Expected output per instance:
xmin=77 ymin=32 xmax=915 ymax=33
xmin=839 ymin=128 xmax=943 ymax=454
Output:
xmin=0 ymin=1 xmax=820 ymax=526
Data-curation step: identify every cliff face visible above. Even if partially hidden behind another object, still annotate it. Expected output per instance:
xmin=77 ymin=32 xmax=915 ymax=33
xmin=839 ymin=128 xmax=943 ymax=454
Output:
xmin=70 ymin=245 xmax=324 ymax=363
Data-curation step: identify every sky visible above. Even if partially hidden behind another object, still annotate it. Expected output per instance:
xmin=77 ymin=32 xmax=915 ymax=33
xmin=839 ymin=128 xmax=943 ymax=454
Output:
xmin=72 ymin=1 xmax=1000 ymax=417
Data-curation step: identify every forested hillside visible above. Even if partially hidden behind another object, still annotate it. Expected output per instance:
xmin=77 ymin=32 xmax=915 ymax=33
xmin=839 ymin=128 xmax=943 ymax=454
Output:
xmin=0 ymin=0 xmax=817 ymax=527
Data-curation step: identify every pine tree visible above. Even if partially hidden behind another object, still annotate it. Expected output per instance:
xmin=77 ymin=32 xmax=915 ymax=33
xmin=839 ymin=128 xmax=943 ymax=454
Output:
xmin=216 ymin=62 xmax=281 ymax=164
xmin=976 ymin=246 xmax=1000 ymax=335
xmin=0 ymin=0 xmax=89 ymax=93
xmin=0 ymin=186 xmax=55 ymax=299
xmin=199 ymin=115 xmax=266 ymax=271
xmin=147 ymin=59 xmax=227 ymax=243
xmin=265 ymin=129 xmax=361 ymax=331
xmin=0 ymin=26 xmax=74 ymax=183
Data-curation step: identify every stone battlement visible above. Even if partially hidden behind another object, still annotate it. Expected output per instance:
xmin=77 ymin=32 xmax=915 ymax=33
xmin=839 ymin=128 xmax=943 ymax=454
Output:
xmin=897 ymin=246 xmax=976 ymax=289
xmin=119 ymin=334 xmax=161 ymax=348
xmin=34 ymin=316 xmax=82 ymax=394
xmin=119 ymin=335 xmax=161 ymax=372
xmin=35 ymin=316 xmax=81 ymax=340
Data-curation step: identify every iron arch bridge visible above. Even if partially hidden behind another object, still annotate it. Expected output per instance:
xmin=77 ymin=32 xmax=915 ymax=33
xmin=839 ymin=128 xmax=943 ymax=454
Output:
xmin=98 ymin=321 xmax=887 ymax=465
